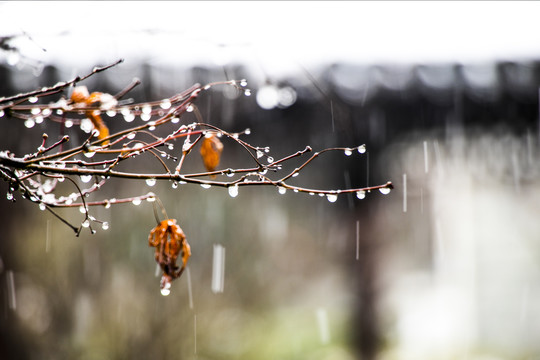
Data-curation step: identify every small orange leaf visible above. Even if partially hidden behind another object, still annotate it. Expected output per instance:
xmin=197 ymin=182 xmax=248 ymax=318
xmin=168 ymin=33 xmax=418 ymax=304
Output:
xmin=86 ymin=110 xmax=109 ymax=144
xmin=70 ymin=86 xmax=90 ymax=103
xmin=200 ymin=134 xmax=223 ymax=175
xmin=70 ymin=87 xmax=110 ymax=145
xmin=148 ymin=219 xmax=191 ymax=293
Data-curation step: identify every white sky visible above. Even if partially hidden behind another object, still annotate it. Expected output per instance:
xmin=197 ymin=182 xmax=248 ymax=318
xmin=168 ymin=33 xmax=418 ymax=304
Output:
xmin=1 ymin=1 xmax=540 ymax=75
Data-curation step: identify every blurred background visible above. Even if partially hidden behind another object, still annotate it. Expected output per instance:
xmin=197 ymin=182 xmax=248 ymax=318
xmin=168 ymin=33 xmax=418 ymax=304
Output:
xmin=2 ymin=2 xmax=540 ymax=359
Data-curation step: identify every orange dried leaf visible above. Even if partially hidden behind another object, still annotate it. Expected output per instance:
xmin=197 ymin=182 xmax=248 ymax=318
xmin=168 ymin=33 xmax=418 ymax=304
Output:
xmin=148 ymin=219 xmax=191 ymax=290
xmin=70 ymin=86 xmax=90 ymax=103
xmin=200 ymin=134 xmax=223 ymax=174
xmin=87 ymin=110 xmax=110 ymax=144
xmin=70 ymin=87 xmax=110 ymax=145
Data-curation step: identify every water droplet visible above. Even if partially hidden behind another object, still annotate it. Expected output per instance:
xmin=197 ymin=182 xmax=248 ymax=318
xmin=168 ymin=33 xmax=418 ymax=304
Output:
xmin=79 ymin=206 xmax=87 ymax=214
xmin=84 ymin=151 xmax=95 ymax=158
xmin=80 ymin=175 xmax=92 ymax=183
xmin=344 ymin=148 xmax=353 ymax=156
xmin=106 ymin=110 xmax=116 ymax=117
xmin=29 ymin=96 xmax=38 ymax=104
xmin=39 ymin=203 xmax=46 ymax=211
xmin=132 ymin=198 xmax=142 ymax=206
xmin=24 ymin=119 xmax=35 ymax=128
xmin=160 ymin=100 xmax=171 ymax=109
xmin=102 ymin=222 xmax=109 ymax=230
xmin=141 ymin=113 xmax=151 ymax=121
xmin=6 ymin=192 xmax=13 ymax=200
xmin=278 ymin=186 xmax=287 ymax=195
xmin=171 ymin=117 xmax=180 ymax=124
xmin=148 ymin=121 xmax=156 ymax=131
xmin=309 ymin=192 xmax=315 ymax=196
xmin=292 ymin=172 xmax=299 ymax=178
xmin=256 ymin=150 xmax=264 ymax=159
xmin=146 ymin=178 xmax=156 ymax=187
xmin=228 ymin=184 xmax=239 ymax=198
xmin=171 ymin=182 xmax=178 ymax=189
xmin=211 ymin=244 xmax=226 ymax=293
xmin=167 ymin=143 xmax=174 ymax=150
xmin=244 ymin=128 xmax=251 ymax=135
xmin=379 ymin=187 xmax=391 ymax=195
xmin=358 ymin=145 xmax=366 ymax=154
xmin=64 ymin=120 xmax=73 ymax=128
xmin=200 ymin=183 xmax=211 ymax=189
xmin=81 ymin=219 xmax=90 ymax=228
xmin=186 ymin=105 xmax=194 ymax=112
xmin=0 ymin=110 xmax=4 ymax=117
xmin=326 ymin=194 xmax=338 ymax=203
xmin=240 ymin=79 xmax=248 ymax=87
xmin=104 ymin=201 xmax=111 ymax=209
xmin=34 ymin=116 xmax=44 ymax=124
xmin=142 ymin=104 xmax=152 ymax=115
xmin=124 ymin=113 xmax=135 ymax=123
xmin=356 ymin=190 xmax=366 ymax=199
xmin=244 ymin=89 xmax=251 ymax=97
xmin=267 ymin=157 xmax=274 ymax=163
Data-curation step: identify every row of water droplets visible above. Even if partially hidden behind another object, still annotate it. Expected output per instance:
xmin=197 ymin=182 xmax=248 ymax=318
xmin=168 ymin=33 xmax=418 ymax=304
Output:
xmin=152 ymin=143 xmax=390 ymax=202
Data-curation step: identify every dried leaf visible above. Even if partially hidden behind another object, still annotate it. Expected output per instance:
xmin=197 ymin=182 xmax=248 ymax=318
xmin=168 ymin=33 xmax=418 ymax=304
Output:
xmin=200 ymin=134 xmax=223 ymax=176
xmin=148 ymin=219 xmax=191 ymax=292
xmin=70 ymin=86 xmax=110 ymax=145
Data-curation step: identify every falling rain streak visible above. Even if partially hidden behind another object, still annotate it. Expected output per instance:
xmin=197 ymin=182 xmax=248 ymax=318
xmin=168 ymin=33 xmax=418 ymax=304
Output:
xmin=423 ymin=140 xmax=429 ymax=174
xmin=316 ymin=307 xmax=330 ymax=344
xmin=193 ymin=314 xmax=197 ymax=355
xmin=46 ymin=220 xmax=51 ymax=253
xmin=6 ymin=270 xmax=16 ymax=310
xmin=356 ymin=220 xmax=360 ymax=261
xmin=211 ymin=244 xmax=225 ymax=294
xmin=403 ymin=173 xmax=407 ymax=213
xmin=186 ymin=267 xmax=194 ymax=310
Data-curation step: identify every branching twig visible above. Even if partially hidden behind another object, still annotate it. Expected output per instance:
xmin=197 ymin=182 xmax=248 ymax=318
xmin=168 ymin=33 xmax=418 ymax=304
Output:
xmin=0 ymin=60 xmax=393 ymax=235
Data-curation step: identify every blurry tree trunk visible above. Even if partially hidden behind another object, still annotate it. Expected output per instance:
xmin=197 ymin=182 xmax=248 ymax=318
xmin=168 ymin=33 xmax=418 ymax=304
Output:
xmin=350 ymin=213 xmax=380 ymax=360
